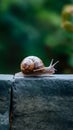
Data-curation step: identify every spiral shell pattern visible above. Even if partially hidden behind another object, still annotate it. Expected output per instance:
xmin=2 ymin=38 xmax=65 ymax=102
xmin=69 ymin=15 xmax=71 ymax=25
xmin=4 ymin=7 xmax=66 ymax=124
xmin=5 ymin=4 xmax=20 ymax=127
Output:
xmin=20 ymin=56 xmax=44 ymax=74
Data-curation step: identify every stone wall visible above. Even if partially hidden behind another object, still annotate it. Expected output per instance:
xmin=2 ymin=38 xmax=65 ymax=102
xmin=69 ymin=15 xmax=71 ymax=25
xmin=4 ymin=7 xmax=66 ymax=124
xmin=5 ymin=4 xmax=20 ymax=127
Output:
xmin=0 ymin=75 xmax=13 ymax=130
xmin=0 ymin=74 xmax=73 ymax=130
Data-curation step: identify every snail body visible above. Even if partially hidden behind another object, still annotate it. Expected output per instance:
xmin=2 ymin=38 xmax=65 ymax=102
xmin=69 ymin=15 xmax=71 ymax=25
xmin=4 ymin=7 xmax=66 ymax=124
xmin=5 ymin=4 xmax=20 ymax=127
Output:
xmin=20 ymin=56 xmax=59 ymax=75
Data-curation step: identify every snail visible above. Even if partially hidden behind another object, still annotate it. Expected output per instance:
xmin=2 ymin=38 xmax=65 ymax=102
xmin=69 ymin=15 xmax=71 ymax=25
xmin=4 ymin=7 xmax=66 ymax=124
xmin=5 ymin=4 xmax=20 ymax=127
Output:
xmin=20 ymin=56 xmax=59 ymax=76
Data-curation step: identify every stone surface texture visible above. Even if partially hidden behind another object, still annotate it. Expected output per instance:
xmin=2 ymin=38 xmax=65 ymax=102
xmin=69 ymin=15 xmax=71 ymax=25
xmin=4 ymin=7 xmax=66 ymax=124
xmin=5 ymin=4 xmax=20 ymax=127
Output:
xmin=0 ymin=75 xmax=13 ymax=130
xmin=12 ymin=74 xmax=73 ymax=130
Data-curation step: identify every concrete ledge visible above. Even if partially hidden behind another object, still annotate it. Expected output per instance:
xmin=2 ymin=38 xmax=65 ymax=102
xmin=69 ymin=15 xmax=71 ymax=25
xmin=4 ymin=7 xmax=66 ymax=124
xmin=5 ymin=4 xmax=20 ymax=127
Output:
xmin=0 ymin=75 xmax=14 ymax=130
xmin=0 ymin=74 xmax=73 ymax=130
xmin=12 ymin=74 xmax=73 ymax=130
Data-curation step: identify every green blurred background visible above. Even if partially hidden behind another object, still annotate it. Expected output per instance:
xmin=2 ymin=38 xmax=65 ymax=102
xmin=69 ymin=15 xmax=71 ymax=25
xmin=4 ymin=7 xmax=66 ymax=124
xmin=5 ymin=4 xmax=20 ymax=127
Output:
xmin=0 ymin=0 xmax=73 ymax=74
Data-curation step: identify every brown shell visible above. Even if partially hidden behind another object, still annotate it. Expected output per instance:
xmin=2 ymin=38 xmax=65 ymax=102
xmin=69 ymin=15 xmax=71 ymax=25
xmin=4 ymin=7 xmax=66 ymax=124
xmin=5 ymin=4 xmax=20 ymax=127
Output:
xmin=20 ymin=56 xmax=44 ymax=74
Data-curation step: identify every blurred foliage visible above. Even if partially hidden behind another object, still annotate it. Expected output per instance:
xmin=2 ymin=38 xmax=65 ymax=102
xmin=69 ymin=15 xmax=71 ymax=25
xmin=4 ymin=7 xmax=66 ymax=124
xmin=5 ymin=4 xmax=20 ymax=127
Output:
xmin=61 ymin=5 xmax=73 ymax=32
xmin=0 ymin=0 xmax=73 ymax=74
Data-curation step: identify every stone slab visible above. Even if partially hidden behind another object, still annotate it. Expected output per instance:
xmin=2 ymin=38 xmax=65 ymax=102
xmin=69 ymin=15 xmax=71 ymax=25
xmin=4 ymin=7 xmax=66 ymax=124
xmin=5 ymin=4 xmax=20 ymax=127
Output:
xmin=12 ymin=74 xmax=73 ymax=130
xmin=0 ymin=75 xmax=14 ymax=130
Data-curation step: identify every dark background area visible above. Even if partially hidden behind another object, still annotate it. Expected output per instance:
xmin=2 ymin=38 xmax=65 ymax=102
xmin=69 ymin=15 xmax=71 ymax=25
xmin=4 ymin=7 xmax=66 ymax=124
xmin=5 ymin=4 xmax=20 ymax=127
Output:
xmin=0 ymin=0 xmax=73 ymax=74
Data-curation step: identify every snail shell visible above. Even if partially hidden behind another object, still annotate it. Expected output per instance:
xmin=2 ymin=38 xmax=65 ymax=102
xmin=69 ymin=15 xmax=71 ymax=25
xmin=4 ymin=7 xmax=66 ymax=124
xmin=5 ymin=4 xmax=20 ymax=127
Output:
xmin=20 ymin=56 xmax=44 ymax=74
